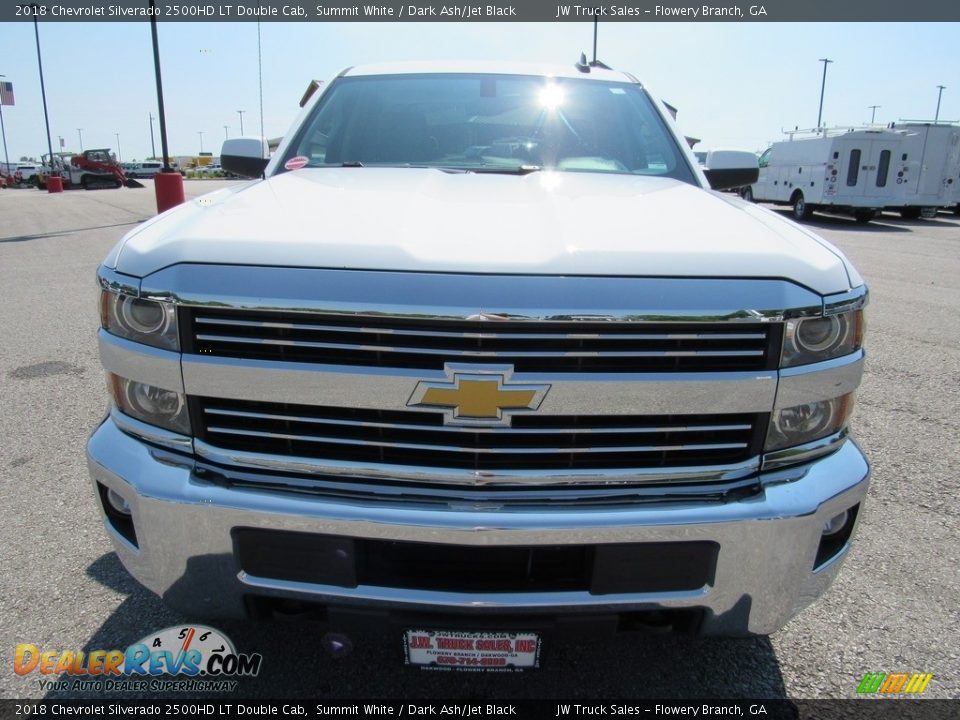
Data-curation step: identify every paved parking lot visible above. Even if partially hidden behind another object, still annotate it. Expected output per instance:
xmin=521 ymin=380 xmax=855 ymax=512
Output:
xmin=0 ymin=181 xmax=957 ymax=700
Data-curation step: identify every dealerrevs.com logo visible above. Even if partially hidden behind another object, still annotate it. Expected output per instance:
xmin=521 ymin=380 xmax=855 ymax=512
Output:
xmin=14 ymin=625 xmax=262 ymax=693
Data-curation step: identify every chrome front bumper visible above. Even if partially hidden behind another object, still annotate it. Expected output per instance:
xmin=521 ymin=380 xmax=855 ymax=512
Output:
xmin=86 ymin=417 xmax=869 ymax=635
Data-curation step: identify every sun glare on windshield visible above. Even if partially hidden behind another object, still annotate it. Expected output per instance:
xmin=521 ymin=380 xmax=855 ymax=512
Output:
xmin=538 ymin=84 xmax=565 ymax=111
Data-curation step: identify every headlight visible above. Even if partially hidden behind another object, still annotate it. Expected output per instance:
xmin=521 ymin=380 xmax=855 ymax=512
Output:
xmin=765 ymin=394 xmax=855 ymax=451
xmin=108 ymin=374 xmax=190 ymax=435
xmin=100 ymin=290 xmax=179 ymax=351
xmin=782 ymin=309 xmax=864 ymax=367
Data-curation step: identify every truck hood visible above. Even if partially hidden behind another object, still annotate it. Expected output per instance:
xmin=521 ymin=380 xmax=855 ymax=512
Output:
xmin=113 ymin=168 xmax=858 ymax=295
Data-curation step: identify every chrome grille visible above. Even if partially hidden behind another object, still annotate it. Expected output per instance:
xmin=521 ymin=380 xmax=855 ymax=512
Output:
xmin=191 ymin=397 xmax=765 ymax=475
xmin=183 ymin=309 xmax=779 ymax=373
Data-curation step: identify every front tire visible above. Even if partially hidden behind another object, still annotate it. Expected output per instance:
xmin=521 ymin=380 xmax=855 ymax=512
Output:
xmin=742 ymin=186 xmax=754 ymax=203
xmin=791 ymin=192 xmax=812 ymax=220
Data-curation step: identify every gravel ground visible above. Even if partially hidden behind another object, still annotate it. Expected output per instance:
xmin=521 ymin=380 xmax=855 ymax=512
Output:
xmin=0 ymin=181 xmax=957 ymax=700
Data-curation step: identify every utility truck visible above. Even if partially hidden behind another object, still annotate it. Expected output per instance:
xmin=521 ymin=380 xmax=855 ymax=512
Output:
xmin=884 ymin=122 xmax=960 ymax=218
xmin=745 ymin=128 xmax=906 ymax=223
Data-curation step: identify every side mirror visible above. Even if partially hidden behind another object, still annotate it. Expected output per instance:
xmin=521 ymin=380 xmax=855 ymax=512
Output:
xmin=703 ymin=149 xmax=759 ymax=190
xmin=221 ymin=137 xmax=269 ymax=179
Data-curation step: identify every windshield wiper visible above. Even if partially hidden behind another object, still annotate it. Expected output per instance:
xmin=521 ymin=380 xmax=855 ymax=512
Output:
xmin=333 ymin=162 xmax=541 ymax=175
xmin=469 ymin=165 xmax=542 ymax=175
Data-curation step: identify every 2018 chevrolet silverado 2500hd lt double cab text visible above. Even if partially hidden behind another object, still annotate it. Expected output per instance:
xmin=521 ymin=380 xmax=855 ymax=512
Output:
xmin=88 ymin=62 xmax=869 ymax=657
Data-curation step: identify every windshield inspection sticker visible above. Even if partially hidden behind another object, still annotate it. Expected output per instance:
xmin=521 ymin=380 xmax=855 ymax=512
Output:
xmin=284 ymin=155 xmax=309 ymax=170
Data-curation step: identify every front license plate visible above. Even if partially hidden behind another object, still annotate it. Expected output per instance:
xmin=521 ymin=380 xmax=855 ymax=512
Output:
xmin=404 ymin=630 xmax=540 ymax=669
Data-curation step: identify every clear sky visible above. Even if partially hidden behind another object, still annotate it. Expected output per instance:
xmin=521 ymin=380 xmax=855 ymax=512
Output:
xmin=0 ymin=21 xmax=956 ymax=163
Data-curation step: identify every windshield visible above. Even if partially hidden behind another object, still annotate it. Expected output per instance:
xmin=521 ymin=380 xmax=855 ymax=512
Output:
xmin=280 ymin=73 xmax=695 ymax=181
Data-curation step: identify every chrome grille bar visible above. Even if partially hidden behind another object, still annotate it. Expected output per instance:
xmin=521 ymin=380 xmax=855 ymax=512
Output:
xmin=195 ymin=316 xmax=767 ymax=342
xmin=192 ymin=397 xmax=765 ymax=480
xmin=203 ymin=407 xmax=752 ymax=435
xmin=205 ymin=425 xmax=749 ymax=455
xmin=186 ymin=308 xmax=779 ymax=373
xmin=195 ymin=333 xmax=765 ymax=359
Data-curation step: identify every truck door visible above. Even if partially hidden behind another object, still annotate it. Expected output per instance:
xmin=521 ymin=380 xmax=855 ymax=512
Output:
xmin=925 ymin=129 xmax=960 ymax=203
xmin=823 ymin=148 xmax=842 ymax=203
xmin=774 ymin=158 xmax=792 ymax=202
xmin=840 ymin=143 xmax=867 ymax=198
xmin=863 ymin=139 xmax=899 ymax=203
xmin=753 ymin=148 xmax=773 ymax=200
xmin=947 ymin=131 xmax=960 ymax=204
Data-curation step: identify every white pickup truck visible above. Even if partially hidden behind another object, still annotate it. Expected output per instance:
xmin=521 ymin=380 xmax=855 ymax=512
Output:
xmin=88 ymin=61 xmax=868 ymax=665
xmin=15 ymin=163 xmax=40 ymax=182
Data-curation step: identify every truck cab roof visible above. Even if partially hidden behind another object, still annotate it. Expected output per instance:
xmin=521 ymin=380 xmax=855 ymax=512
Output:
xmin=342 ymin=60 xmax=638 ymax=84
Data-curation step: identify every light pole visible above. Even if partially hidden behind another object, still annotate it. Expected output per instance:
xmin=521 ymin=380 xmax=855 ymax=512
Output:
xmin=935 ymin=85 xmax=946 ymax=122
xmin=868 ymin=105 xmax=880 ymax=124
xmin=817 ymin=58 xmax=833 ymax=129
xmin=77 ymin=128 xmax=83 ymax=151
xmin=236 ymin=110 xmax=245 ymax=135
xmin=257 ymin=22 xmax=264 ymax=140
xmin=223 ymin=125 xmax=229 ymax=139
xmin=198 ymin=131 xmax=204 ymax=154
xmin=33 ymin=19 xmax=55 ymax=172
xmin=149 ymin=0 xmax=184 ymax=212
xmin=0 ymin=74 xmax=10 ymax=178
xmin=115 ymin=132 xmax=122 ymax=162
xmin=148 ymin=112 xmax=157 ymax=159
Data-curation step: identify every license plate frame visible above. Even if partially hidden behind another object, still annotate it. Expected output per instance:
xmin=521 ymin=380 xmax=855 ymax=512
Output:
xmin=404 ymin=629 xmax=540 ymax=670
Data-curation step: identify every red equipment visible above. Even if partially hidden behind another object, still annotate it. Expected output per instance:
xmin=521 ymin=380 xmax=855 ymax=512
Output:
xmin=70 ymin=149 xmax=144 ymax=189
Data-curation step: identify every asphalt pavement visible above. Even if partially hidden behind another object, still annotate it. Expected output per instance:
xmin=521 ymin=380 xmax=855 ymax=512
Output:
xmin=0 ymin=181 xmax=957 ymax=700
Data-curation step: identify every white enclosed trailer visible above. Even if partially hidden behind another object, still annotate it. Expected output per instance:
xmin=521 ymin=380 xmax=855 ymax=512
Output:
xmin=745 ymin=129 xmax=907 ymax=223
xmin=884 ymin=122 xmax=960 ymax=217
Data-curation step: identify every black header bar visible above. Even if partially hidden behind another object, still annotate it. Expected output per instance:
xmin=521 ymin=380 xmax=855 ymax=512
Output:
xmin=0 ymin=700 xmax=958 ymax=720
xmin=4 ymin=0 xmax=960 ymax=22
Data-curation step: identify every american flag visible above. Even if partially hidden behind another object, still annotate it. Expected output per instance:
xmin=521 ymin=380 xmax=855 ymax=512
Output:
xmin=0 ymin=82 xmax=14 ymax=106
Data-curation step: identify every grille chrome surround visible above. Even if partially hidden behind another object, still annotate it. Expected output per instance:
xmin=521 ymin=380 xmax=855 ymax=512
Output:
xmin=191 ymin=396 xmax=766 ymax=486
xmin=147 ymin=269 xmax=843 ymax=488
xmin=184 ymin=309 xmax=780 ymax=374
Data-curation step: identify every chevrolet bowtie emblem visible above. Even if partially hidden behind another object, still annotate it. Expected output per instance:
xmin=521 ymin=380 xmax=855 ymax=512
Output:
xmin=407 ymin=365 xmax=550 ymax=427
